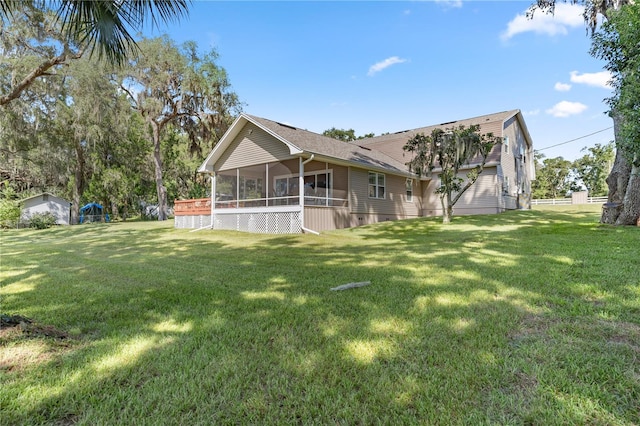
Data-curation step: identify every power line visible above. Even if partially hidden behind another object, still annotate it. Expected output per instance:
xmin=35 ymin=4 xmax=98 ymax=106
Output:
xmin=537 ymin=126 xmax=614 ymax=151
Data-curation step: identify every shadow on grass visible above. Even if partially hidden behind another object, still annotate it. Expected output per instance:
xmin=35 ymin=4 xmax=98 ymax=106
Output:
xmin=1 ymin=212 xmax=639 ymax=424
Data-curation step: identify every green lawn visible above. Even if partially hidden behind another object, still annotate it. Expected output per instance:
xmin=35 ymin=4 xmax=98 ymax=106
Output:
xmin=1 ymin=208 xmax=639 ymax=425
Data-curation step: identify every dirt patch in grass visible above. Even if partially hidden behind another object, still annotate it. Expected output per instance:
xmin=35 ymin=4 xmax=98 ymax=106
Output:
xmin=0 ymin=314 xmax=74 ymax=372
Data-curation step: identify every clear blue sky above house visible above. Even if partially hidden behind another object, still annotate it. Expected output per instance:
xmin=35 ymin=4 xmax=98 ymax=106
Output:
xmin=146 ymin=1 xmax=616 ymax=161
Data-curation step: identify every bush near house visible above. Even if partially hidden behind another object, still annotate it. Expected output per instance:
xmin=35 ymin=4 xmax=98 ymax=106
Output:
xmin=27 ymin=212 xmax=58 ymax=229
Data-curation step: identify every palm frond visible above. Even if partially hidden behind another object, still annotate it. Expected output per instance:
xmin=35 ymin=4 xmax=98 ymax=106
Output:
xmin=54 ymin=0 xmax=190 ymax=65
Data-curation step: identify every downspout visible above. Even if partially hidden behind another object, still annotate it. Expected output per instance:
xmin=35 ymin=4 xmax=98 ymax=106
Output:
xmin=300 ymin=155 xmax=320 ymax=235
xmin=190 ymin=171 xmax=215 ymax=233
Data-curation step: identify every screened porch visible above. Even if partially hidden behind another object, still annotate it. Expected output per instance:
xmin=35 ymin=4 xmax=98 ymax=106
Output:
xmin=212 ymin=159 xmax=348 ymax=209
xmin=175 ymin=159 xmax=350 ymax=233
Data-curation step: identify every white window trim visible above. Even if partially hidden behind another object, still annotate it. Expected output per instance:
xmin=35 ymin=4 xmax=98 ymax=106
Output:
xmin=368 ymin=171 xmax=386 ymax=199
xmin=406 ymin=178 xmax=413 ymax=202
xmin=274 ymin=169 xmax=334 ymax=196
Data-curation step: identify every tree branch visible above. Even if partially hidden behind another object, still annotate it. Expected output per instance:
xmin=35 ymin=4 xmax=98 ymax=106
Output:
xmin=0 ymin=47 xmax=83 ymax=106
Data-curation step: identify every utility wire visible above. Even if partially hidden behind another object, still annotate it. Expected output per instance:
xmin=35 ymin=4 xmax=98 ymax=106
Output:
xmin=537 ymin=126 xmax=613 ymax=151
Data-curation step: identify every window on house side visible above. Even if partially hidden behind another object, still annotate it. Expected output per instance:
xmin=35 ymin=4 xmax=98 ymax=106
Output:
xmin=368 ymin=172 xmax=385 ymax=199
xmin=406 ymin=179 xmax=413 ymax=202
xmin=503 ymin=136 xmax=509 ymax=153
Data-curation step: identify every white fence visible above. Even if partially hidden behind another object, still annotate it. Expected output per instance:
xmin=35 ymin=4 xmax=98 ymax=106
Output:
xmin=531 ymin=196 xmax=608 ymax=206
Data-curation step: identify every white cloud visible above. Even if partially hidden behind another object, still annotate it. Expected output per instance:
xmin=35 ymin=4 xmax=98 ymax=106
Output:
xmin=524 ymin=109 xmax=540 ymax=116
xmin=546 ymin=101 xmax=588 ymax=118
xmin=367 ymin=56 xmax=407 ymax=76
xmin=435 ymin=0 xmax=463 ymax=9
xmin=554 ymin=82 xmax=572 ymax=92
xmin=570 ymin=70 xmax=613 ymax=89
xmin=501 ymin=3 xmax=584 ymax=41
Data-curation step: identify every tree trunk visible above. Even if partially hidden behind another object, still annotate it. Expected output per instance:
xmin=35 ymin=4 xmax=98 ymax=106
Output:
xmin=601 ymin=112 xmax=632 ymax=224
xmin=441 ymin=193 xmax=452 ymax=224
xmin=615 ymin=161 xmax=640 ymax=225
xmin=70 ymin=138 xmax=85 ymax=225
xmin=150 ymin=121 xmax=168 ymax=221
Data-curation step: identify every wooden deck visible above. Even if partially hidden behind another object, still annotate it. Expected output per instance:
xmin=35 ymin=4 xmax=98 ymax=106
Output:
xmin=174 ymin=198 xmax=211 ymax=216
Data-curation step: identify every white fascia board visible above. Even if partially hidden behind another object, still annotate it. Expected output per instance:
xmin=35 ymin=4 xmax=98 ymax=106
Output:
xmin=197 ymin=114 xmax=304 ymax=174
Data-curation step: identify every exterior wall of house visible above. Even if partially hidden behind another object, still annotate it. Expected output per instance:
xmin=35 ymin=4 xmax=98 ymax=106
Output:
xmin=420 ymin=168 xmax=500 ymax=217
xmin=21 ymin=194 xmax=71 ymax=225
xmin=304 ymin=206 xmax=351 ymax=231
xmin=349 ymin=168 xmax=421 ymax=225
xmin=215 ymin=123 xmax=293 ymax=171
xmin=500 ymin=116 xmax=532 ymax=209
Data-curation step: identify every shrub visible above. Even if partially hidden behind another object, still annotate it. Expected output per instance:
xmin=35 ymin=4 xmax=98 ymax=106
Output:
xmin=0 ymin=198 xmax=21 ymax=229
xmin=28 ymin=212 xmax=58 ymax=229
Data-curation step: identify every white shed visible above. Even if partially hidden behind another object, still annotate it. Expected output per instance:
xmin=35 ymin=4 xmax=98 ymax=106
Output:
xmin=21 ymin=193 xmax=72 ymax=226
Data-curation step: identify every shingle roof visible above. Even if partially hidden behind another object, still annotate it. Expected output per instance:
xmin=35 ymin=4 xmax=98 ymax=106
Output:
xmin=245 ymin=114 xmax=413 ymax=176
xmin=357 ymin=110 xmax=521 ymax=165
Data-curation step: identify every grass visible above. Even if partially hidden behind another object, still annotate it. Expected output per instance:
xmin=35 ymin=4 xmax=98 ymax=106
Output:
xmin=1 ymin=206 xmax=639 ymax=425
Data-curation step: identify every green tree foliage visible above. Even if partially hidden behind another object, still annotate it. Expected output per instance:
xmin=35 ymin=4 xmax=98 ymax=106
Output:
xmin=591 ymin=3 xmax=640 ymax=224
xmin=404 ymin=124 xmax=499 ymax=224
xmin=322 ymin=128 xmax=375 ymax=142
xmin=118 ymin=37 xmax=242 ymax=221
xmin=0 ymin=187 xmax=21 ymax=228
xmin=532 ymin=0 xmax=638 ymax=225
xmin=572 ymin=142 xmax=615 ymax=196
xmin=591 ymin=4 xmax=640 ymax=167
xmin=532 ymin=154 xmax=573 ymax=199
xmin=0 ymin=0 xmax=189 ymax=105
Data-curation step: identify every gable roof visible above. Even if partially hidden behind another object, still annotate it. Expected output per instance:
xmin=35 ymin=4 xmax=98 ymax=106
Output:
xmin=199 ymin=114 xmax=415 ymax=177
xmin=199 ymin=110 xmax=533 ymax=177
xmin=20 ymin=192 xmax=71 ymax=205
xmin=357 ymin=109 xmax=527 ymax=166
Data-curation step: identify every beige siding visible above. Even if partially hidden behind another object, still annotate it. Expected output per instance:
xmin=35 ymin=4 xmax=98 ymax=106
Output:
xmin=350 ymin=168 xmax=421 ymax=217
xmin=216 ymin=123 xmax=293 ymax=171
xmin=421 ymin=168 xmax=499 ymax=216
xmin=501 ymin=116 xmax=531 ymax=200
xmin=304 ymin=206 xmax=350 ymax=231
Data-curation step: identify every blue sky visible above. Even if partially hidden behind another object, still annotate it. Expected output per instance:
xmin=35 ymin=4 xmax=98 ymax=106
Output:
xmin=148 ymin=1 xmax=616 ymax=161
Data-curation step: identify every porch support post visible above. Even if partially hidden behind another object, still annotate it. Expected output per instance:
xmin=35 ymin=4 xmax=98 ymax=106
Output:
xmin=299 ymin=157 xmax=305 ymax=228
xmin=236 ymin=168 xmax=240 ymax=209
xmin=265 ymin=163 xmax=269 ymax=207
xmin=210 ymin=173 xmax=216 ymax=229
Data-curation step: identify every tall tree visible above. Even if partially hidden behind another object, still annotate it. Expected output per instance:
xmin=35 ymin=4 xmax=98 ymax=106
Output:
xmin=532 ymin=155 xmax=573 ymax=199
xmin=55 ymin=56 xmax=134 ymax=223
xmin=0 ymin=0 xmax=189 ymax=106
xmin=591 ymin=3 xmax=640 ymax=225
xmin=404 ymin=124 xmax=500 ymax=224
xmin=119 ymin=37 xmax=241 ymax=221
xmin=572 ymin=142 xmax=615 ymax=196
xmin=531 ymin=0 xmax=638 ymax=225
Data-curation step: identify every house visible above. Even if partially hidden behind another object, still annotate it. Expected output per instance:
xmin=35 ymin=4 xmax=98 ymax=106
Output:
xmin=20 ymin=192 xmax=71 ymax=226
xmin=174 ymin=110 xmax=535 ymax=233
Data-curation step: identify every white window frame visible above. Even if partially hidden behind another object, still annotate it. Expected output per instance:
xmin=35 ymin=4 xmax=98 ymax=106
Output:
xmin=406 ymin=178 xmax=413 ymax=202
xmin=503 ymin=136 xmax=510 ymax=153
xmin=368 ymin=172 xmax=386 ymax=199
xmin=274 ymin=169 xmax=333 ymax=197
